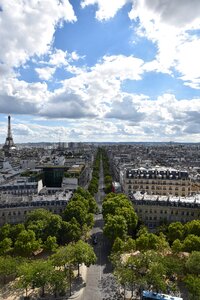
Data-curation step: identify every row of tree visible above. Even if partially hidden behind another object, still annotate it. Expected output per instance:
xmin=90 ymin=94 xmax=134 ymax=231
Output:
xmin=0 ymin=240 xmax=96 ymax=298
xmin=111 ymin=239 xmax=200 ymax=300
xmin=102 ymin=193 xmax=138 ymax=242
xmin=101 ymin=148 xmax=112 ymax=194
xmin=0 ymin=188 xmax=98 ymax=257
xmin=0 ymin=187 xmax=98 ymax=298
xmin=88 ymin=148 xmax=101 ymax=195
xmin=102 ymin=193 xmax=200 ymax=299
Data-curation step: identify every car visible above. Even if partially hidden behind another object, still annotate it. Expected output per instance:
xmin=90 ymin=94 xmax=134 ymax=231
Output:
xmin=92 ymin=235 xmax=98 ymax=245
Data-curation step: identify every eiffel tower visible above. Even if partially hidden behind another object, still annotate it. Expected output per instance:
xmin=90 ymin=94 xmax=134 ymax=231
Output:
xmin=3 ymin=115 xmax=16 ymax=151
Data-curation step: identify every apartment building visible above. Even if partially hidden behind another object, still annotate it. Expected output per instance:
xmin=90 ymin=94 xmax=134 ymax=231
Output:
xmin=0 ymin=178 xmax=43 ymax=196
xmin=0 ymin=191 xmax=72 ymax=226
xmin=131 ymin=192 xmax=200 ymax=229
xmin=123 ymin=167 xmax=191 ymax=197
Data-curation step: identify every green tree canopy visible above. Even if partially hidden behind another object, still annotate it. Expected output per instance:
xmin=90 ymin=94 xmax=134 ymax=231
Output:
xmin=14 ymin=229 xmax=41 ymax=257
xmin=185 ymin=251 xmax=200 ymax=275
xmin=103 ymin=215 xmax=128 ymax=242
xmin=167 ymin=222 xmax=184 ymax=243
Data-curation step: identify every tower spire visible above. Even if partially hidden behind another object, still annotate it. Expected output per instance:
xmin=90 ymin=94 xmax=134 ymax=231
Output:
xmin=3 ymin=115 xmax=16 ymax=151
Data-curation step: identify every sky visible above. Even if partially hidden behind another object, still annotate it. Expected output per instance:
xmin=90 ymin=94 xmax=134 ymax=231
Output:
xmin=0 ymin=0 xmax=200 ymax=144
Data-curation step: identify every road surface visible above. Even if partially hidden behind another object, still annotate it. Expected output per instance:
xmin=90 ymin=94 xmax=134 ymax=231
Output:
xmin=78 ymin=161 xmax=119 ymax=300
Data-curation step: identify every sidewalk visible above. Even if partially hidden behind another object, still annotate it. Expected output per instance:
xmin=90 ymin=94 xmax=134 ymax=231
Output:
xmin=69 ymin=264 xmax=88 ymax=299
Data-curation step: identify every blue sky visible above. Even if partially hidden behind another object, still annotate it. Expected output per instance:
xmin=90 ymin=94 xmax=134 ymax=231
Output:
xmin=0 ymin=0 xmax=200 ymax=143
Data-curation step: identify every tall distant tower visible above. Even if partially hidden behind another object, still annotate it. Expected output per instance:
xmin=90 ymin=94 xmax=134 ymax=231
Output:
xmin=3 ymin=115 xmax=16 ymax=151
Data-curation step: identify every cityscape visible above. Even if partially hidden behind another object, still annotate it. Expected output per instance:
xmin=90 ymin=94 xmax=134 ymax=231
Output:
xmin=1 ymin=1 xmax=200 ymax=300
xmin=0 ymin=115 xmax=199 ymax=300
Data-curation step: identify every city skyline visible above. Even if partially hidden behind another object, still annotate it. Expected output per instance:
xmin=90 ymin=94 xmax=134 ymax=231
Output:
xmin=0 ymin=0 xmax=200 ymax=143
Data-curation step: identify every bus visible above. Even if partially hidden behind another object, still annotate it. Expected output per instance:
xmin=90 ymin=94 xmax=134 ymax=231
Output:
xmin=142 ymin=291 xmax=183 ymax=300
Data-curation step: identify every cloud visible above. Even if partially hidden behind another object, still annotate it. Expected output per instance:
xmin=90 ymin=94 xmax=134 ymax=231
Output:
xmin=0 ymin=0 xmax=76 ymax=72
xmin=35 ymin=66 xmax=56 ymax=81
xmin=40 ymin=92 xmax=97 ymax=119
xmin=129 ymin=0 xmax=200 ymax=88
xmin=13 ymin=124 xmax=34 ymax=136
xmin=105 ymin=95 xmax=145 ymax=121
xmin=81 ymin=0 xmax=129 ymax=21
xmin=0 ymin=95 xmax=38 ymax=115
xmin=143 ymin=0 xmax=200 ymax=28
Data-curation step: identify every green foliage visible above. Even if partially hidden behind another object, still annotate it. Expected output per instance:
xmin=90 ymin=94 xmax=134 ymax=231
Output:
xmin=51 ymin=241 xmax=96 ymax=269
xmin=72 ymin=240 xmax=97 ymax=274
xmin=0 ymin=256 xmax=19 ymax=283
xmin=184 ymin=219 xmax=200 ymax=237
xmin=75 ymin=187 xmax=98 ymax=213
xmin=58 ymin=219 xmax=82 ymax=244
xmin=184 ymin=275 xmax=200 ymax=300
xmin=26 ymin=209 xmax=62 ymax=241
xmin=14 ymin=229 xmax=41 ymax=256
xmin=182 ymin=234 xmax=200 ymax=252
xmin=102 ymin=193 xmax=138 ymax=243
xmin=171 ymin=239 xmax=183 ymax=253
xmin=136 ymin=232 xmax=170 ymax=252
xmin=63 ymin=199 xmax=88 ymax=226
xmin=185 ymin=251 xmax=200 ymax=275
xmin=103 ymin=215 xmax=128 ymax=241
xmin=0 ymin=238 xmax=13 ymax=255
xmin=167 ymin=222 xmax=184 ymax=243
xmin=88 ymin=148 xmax=101 ymax=196
xmin=0 ymin=223 xmax=11 ymax=240
xmin=112 ymin=237 xmax=124 ymax=254
xmin=43 ymin=236 xmax=58 ymax=252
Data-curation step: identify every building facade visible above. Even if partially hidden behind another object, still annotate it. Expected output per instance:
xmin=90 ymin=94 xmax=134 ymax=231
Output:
xmin=123 ymin=167 xmax=191 ymax=197
xmin=0 ymin=191 xmax=72 ymax=226
xmin=131 ymin=192 xmax=200 ymax=229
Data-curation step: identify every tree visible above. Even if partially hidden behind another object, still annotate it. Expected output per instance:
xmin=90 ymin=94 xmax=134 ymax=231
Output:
xmin=43 ymin=236 xmax=58 ymax=252
xmin=103 ymin=215 xmax=128 ymax=242
xmin=0 ymin=256 xmax=19 ymax=284
xmin=26 ymin=209 xmax=62 ymax=241
xmin=63 ymin=200 xmax=88 ymax=226
xmin=185 ymin=251 xmax=200 ymax=275
xmin=112 ymin=237 xmax=125 ymax=254
xmin=9 ymin=223 xmax=25 ymax=242
xmin=171 ymin=239 xmax=183 ymax=254
xmin=73 ymin=240 xmax=97 ymax=276
xmin=31 ymin=259 xmax=54 ymax=297
xmin=49 ymin=269 xmax=67 ymax=298
xmin=58 ymin=219 xmax=81 ymax=244
xmin=0 ymin=223 xmax=11 ymax=240
xmin=115 ymin=206 xmax=138 ymax=235
xmin=51 ymin=244 xmax=75 ymax=296
xmin=14 ymin=229 xmax=41 ymax=257
xmin=0 ymin=237 xmax=13 ymax=255
xmin=184 ymin=219 xmax=200 ymax=237
xmin=182 ymin=234 xmax=200 ymax=252
xmin=17 ymin=260 xmax=34 ymax=298
xmin=146 ymin=261 xmax=167 ymax=293
xmin=184 ymin=275 xmax=200 ymax=300
xmin=74 ymin=187 xmax=98 ymax=213
xmin=51 ymin=241 xmax=96 ymax=295
xmin=167 ymin=222 xmax=184 ymax=243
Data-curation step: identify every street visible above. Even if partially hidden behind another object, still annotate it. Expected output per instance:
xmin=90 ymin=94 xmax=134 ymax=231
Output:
xmin=78 ymin=161 xmax=119 ymax=300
